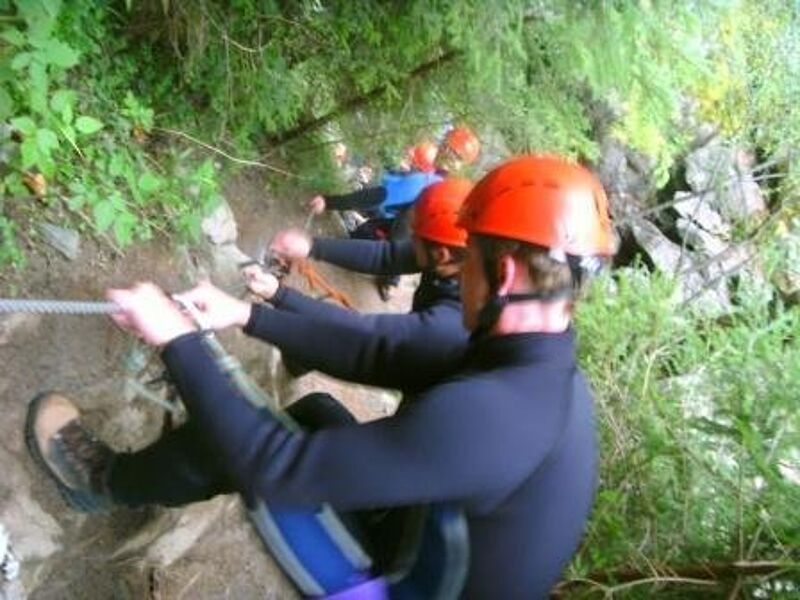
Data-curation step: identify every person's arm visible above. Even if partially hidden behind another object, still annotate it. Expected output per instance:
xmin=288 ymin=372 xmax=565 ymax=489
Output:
xmin=310 ymin=238 xmax=419 ymax=275
xmin=323 ymin=186 xmax=386 ymax=212
xmin=244 ymin=300 xmax=467 ymax=390
xmin=270 ymin=284 xmax=357 ymax=321
xmin=162 ymin=335 xmax=547 ymax=509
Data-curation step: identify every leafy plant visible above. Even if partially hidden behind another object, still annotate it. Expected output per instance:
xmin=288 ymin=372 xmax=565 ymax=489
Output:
xmin=570 ymin=257 xmax=800 ymax=596
xmin=0 ymin=0 xmax=222 ymax=268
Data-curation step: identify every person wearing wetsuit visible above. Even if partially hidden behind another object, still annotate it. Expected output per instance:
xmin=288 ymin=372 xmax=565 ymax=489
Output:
xmin=242 ymin=178 xmax=473 ymax=389
xmin=310 ymin=126 xmax=481 ymax=300
xmin=27 ymin=156 xmax=616 ymax=598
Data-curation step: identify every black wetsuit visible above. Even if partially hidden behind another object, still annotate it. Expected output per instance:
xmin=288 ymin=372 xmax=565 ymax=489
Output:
xmin=107 ymin=238 xmax=468 ymax=501
xmin=106 ymin=237 xmax=596 ymax=597
xmin=154 ymin=329 xmax=597 ymax=599
xmin=323 ymin=171 xmax=442 ymax=289
xmin=259 ymin=237 xmax=467 ymax=389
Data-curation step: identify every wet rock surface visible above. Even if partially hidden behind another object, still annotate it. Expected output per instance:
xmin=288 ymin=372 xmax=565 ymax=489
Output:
xmin=0 ymin=170 xmax=409 ymax=599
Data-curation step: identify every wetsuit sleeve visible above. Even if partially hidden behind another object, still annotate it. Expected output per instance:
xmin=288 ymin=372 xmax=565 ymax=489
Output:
xmin=310 ymin=238 xmax=419 ymax=275
xmin=161 ymin=334 xmax=543 ymax=509
xmin=243 ymin=300 xmax=465 ymax=390
xmin=323 ymin=186 xmax=386 ymax=212
xmin=269 ymin=285 xmax=355 ymax=321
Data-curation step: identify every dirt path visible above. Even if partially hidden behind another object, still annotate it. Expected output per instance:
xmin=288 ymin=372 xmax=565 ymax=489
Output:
xmin=0 ymin=170 xmax=415 ymax=599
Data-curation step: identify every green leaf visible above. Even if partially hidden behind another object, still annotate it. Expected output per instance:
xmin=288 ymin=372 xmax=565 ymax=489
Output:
xmin=113 ymin=211 xmax=137 ymax=246
xmin=92 ymin=199 xmax=117 ymax=232
xmin=42 ymin=0 xmax=63 ymax=18
xmin=16 ymin=0 xmax=57 ymax=43
xmin=38 ymin=152 xmax=55 ymax=178
xmin=0 ymin=87 xmax=12 ymax=121
xmin=35 ymin=127 xmax=59 ymax=154
xmin=10 ymin=52 xmax=33 ymax=70
xmin=61 ymin=123 xmax=76 ymax=148
xmin=0 ymin=62 xmax=14 ymax=84
xmin=50 ymin=89 xmax=75 ymax=113
xmin=51 ymin=89 xmax=76 ymax=125
xmin=137 ymin=171 xmax=162 ymax=194
xmin=62 ymin=99 xmax=73 ymax=125
xmin=110 ymin=191 xmax=125 ymax=210
xmin=75 ymin=115 xmax=103 ymax=135
xmin=20 ymin=138 xmax=39 ymax=169
xmin=11 ymin=116 xmax=36 ymax=136
xmin=28 ymin=60 xmax=48 ymax=114
xmin=40 ymin=39 xmax=79 ymax=69
xmin=66 ymin=195 xmax=85 ymax=210
xmin=108 ymin=153 xmax=126 ymax=178
xmin=0 ymin=29 xmax=25 ymax=47
xmin=3 ymin=172 xmax=26 ymax=197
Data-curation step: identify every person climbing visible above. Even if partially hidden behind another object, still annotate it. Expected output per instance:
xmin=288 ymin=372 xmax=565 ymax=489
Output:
xmin=241 ymin=176 xmax=473 ymax=388
xmin=27 ymin=155 xmax=615 ymax=598
xmin=25 ymin=177 xmax=476 ymax=598
xmin=309 ymin=125 xmax=481 ymax=301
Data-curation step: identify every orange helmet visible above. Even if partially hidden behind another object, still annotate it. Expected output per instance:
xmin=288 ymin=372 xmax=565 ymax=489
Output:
xmin=458 ymin=155 xmax=615 ymax=257
xmin=407 ymin=141 xmax=439 ymax=172
xmin=444 ymin=126 xmax=480 ymax=164
xmin=412 ymin=178 xmax=473 ymax=248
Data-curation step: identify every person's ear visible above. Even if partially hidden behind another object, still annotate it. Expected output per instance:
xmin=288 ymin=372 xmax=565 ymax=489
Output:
xmin=496 ymin=254 xmax=516 ymax=296
xmin=432 ymin=244 xmax=452 ymax=266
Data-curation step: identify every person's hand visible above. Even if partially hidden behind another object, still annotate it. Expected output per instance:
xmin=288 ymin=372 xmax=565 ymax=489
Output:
xmin=108 ymin=282 xmax=196 ymax=346
xmin=242 ymin=266 xmax=280 ymax=301
xmin=308 ymin=195 xmax=326 ymax=215
xmin=172 ymin=280 xmax=252 ymax=331
xmin=269 ymin=228 xmax=312 ymax=260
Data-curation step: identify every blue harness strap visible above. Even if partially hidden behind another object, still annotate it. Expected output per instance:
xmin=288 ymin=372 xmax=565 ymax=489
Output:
xmin=198 ymin=335 xmax=469 ymax=599
xmin=249 ymin=502 xmax=373 ymax=597
xmin=388 ymin=505 xmax=469 ymax=600
xmin=198 ymin=336 xmax=373 ymax=597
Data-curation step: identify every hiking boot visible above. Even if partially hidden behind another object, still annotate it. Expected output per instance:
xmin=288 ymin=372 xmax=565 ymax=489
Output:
xmin=25 ymin=392 xmax=114 ymax=513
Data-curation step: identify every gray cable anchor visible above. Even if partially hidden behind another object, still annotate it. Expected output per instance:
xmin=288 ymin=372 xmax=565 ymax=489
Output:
xmin=0 ymin=523 xmax=20 ymax=582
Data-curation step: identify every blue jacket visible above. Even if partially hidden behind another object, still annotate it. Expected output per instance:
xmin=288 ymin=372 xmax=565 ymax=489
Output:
xmin=323 ymin=171 xmax=443 ymax=218
xmin=379 ymin=171 xmax=442 ymax=217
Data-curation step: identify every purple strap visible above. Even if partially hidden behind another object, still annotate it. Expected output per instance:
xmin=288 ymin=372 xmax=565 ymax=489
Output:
xmin=324 ymin=577 xmax=389 ymax=600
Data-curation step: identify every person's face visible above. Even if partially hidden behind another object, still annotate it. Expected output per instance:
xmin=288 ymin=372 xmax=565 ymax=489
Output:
xmin=436 ymin=145 xmax=463 ymax=173
xmin=460 ymin=237 xmax=490 ymax=331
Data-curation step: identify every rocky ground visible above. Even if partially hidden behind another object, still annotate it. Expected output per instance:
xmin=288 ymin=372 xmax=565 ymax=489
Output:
xmin=0 ymin=169 xmax=414 ymax=599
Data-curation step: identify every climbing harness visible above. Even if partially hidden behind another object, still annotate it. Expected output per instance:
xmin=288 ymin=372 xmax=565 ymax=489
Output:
xmin=172 ymin=299 xmax=470 ymax=599
xmin=1 ymin=294 xmax=470 ymax=597
xmin=172 ymin=298 xmax=376 ymax=597
xmin=3 ymin=228 xmax=466 ymax=597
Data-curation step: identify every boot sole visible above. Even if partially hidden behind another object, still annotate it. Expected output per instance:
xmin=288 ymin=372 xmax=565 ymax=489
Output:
xmin=25 ymin=392 xmax=110 ymax=513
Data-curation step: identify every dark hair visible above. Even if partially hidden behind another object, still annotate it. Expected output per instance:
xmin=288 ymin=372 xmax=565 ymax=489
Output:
xmin=421 ymin=239 xmax=467 ymax=265
xmin=474 ymin=235 xmax=575 ymax=298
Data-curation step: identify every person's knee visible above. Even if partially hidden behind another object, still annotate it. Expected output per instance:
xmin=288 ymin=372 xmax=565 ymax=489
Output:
xmin=286 ymin=393 xmax=356 ymax=430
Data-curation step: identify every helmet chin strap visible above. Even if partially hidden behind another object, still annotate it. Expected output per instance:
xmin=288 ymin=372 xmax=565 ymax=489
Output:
xmin=470 ymin=244 xmax=600 ymax=340
xmin=470 ymin=287 xmax=573 ymax=340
